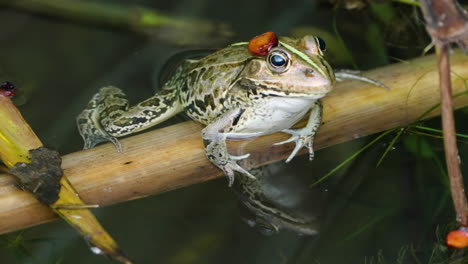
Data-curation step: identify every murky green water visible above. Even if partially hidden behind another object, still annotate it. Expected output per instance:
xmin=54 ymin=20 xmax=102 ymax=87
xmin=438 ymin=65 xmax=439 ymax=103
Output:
xmin=1 ymin=0 xmax=467 ymax=263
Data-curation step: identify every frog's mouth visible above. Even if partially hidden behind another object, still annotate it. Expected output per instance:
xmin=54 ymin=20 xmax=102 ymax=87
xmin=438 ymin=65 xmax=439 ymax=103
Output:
xmin=238 ymin=78 xmax=331 ymax=99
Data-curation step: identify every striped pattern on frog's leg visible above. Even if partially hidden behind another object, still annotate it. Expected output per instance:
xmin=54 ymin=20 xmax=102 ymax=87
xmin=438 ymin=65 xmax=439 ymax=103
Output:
xmin=100 ymin=88 xmax=182 ymax=137
xmin=76 ymin=86 xmax=182 ymax=151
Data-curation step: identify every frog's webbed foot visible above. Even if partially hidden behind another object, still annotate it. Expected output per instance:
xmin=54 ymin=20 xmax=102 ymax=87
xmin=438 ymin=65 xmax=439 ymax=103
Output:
xmin=274 ymin=101 xmax=322 ymax=163
xmin=76 ymin=86 xmax=127 ymax=152
xmin=202 ymin=108 xmax=255 ymax=186
xmin=335 ymin=69 xmax=389 ymax=90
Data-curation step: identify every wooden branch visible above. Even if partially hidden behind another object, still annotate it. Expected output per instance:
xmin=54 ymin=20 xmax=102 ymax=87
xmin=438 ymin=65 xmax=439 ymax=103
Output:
xmin=1 ymin=50 xmax=468 ymax=234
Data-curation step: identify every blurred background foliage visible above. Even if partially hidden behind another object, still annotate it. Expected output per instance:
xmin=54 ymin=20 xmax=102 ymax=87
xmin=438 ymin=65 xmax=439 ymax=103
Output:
xmin=0 ymin=0 xmax=467 ymax=263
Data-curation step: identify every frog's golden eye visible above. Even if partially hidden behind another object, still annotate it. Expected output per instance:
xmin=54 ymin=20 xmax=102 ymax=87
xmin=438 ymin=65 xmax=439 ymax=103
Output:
xmin=267 ymin=49 xmax=290 ymax=73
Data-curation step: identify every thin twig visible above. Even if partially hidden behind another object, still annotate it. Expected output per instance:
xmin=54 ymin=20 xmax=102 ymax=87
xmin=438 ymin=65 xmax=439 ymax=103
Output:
xmin=437 ymin=44 xmax=468 ymax=225
xmin=419 ymin=0 xmax=468 ymax=230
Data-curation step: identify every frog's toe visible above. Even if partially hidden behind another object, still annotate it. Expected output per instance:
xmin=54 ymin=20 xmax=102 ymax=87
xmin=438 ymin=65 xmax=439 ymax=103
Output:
xmin=77 ymin=101 xmax=123 ymax=152
xmin=230 ymin=153 xmax=251 ymax=161
xmin=222 ymin=158 xmax=255 ymax=187
xmin=285 ymin=139 xmax=304 ymax=163
xmin=82 ymin=130 xmax=122 ymax=152
xmin=273 ymin=130 xmax=297 ymax=146
xmin=78 ymin=115 xmax=122 ymax=152
xmin=275 ymin=129 xmax=314 ymax=163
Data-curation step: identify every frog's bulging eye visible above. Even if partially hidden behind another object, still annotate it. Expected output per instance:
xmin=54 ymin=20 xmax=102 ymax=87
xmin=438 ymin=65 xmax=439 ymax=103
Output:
xmin=267 ymin=50 xmax=290 ymax=73
xmin=316 ymin=37 xmax=326 ymax=53
xmin=270 ymin=54 xmax=286 ymax=67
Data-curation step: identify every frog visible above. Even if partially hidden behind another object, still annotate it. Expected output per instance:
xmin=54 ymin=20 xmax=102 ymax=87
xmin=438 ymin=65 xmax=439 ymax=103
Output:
xmin=77 ymin=32 xmax=381 ymax=187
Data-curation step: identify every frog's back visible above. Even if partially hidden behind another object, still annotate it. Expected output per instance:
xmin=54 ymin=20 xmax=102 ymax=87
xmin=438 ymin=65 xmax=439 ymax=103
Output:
xmin=177 ymin=45 xmax=251 ymax=124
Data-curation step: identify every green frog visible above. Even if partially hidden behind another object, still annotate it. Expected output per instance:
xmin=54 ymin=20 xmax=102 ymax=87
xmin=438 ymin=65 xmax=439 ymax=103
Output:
xmin=77 ymin=32 xmax=385 ymax=234
xmin=77 ymin=33 xmax=338 ymax=186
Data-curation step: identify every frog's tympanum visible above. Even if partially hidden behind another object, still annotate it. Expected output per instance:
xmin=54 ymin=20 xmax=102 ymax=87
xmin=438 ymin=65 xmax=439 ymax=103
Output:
xmin=77 ymin=32 xmax=382 ymax=235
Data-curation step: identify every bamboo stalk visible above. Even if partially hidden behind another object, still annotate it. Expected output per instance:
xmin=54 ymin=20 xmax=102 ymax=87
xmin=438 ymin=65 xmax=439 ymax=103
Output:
xmin=1 ymin=50 xmax=468 ymax=234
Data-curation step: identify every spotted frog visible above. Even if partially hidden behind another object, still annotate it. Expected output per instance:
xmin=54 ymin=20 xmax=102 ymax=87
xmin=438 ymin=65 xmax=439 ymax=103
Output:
xmin=77 ymin=32 xmax=377 ymax=187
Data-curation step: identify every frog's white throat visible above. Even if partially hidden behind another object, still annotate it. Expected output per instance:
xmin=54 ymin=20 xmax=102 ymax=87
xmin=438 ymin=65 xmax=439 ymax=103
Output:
xmin=225 ymin=96 xmax=317 ymax=139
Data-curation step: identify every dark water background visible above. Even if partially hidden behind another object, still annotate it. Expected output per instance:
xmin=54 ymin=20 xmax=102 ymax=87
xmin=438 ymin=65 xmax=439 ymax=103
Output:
xmin=0 ymin=0 xmax=468 ymax=263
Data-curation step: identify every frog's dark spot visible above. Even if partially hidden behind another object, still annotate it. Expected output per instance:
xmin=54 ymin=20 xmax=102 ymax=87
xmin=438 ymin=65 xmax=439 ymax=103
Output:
xmin=199 ymin=68 xmax=209 ymax=82
xmin=212 ymin=86 xmax=220 ymax=98
xmin=203 ymin=94 xmax=217 ymax=111
xmin=131 ymin=116 xmax=149 ymax=125
xmin=249 ymin=88 xmax=258 ymax=96
xmin=185 ymin=101 xmax=204 ymax=117
xmin=123 ymin=161 xmax=133 ymax=165
xmin=202 ymin=67 xmax=214 ymax=82
xmin=187 ymin=72 xmax=198 ymax=88
xmin=195 ymin=99 xmax=207 ymax=113
xmin=232 ymin=109 xmax=245 ymax=126
xmin=180 ymin=84 xmax=189 ymax=94
xmin=182 ymin=91 xmax=191 ymax=103
xmin=140 ymin=97 xmax=160 ymax=107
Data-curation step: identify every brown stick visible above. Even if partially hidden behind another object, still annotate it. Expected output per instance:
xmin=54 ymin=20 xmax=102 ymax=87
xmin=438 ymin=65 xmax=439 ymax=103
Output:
xmin=419 ymin=0 xmax=468 ymax=229
xmin=437 ymin=45 xmax=468 ymax=225
xmin=1 ymin=50 xmax=468 ymax=234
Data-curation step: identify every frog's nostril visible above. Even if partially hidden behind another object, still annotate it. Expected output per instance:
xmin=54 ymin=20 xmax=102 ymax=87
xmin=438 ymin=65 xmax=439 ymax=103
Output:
xmin=305 ymin=69 xmax=315 ymax=78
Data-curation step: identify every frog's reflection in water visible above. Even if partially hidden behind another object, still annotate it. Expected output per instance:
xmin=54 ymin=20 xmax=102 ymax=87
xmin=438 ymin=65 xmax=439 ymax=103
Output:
xmin=232 ymin=162 xmax=324 ymax=236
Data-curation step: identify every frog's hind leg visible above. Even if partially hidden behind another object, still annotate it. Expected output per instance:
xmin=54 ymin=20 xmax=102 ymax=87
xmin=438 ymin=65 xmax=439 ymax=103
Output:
xmin=77 ymin=86 xmax=126 ymax=151
xmin=77 ymin=86 xmax=182 ymax=151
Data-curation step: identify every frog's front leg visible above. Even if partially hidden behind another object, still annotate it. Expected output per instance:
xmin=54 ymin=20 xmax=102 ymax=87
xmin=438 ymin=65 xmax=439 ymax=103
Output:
xmin=274 ymin=100 xmax=322 ymax=163
xmin=202 ymin=108 xmax=255 ymax=186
